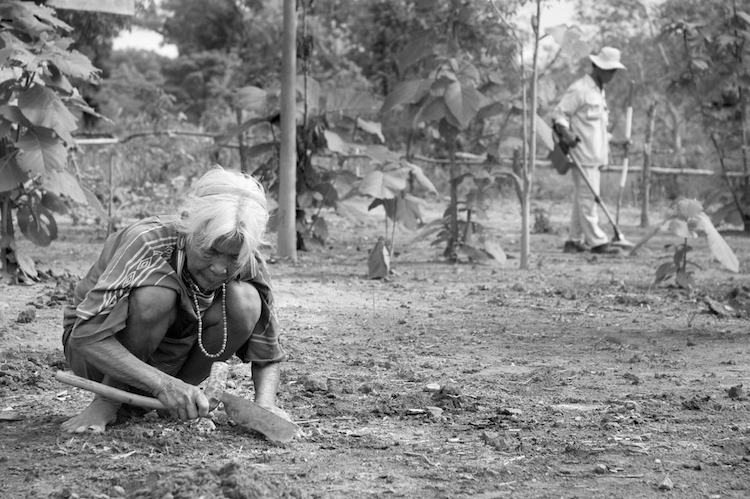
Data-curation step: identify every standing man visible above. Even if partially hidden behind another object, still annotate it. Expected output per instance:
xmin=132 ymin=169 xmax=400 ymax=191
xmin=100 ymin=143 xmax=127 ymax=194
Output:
xmin=552 ymin=46 xmax=628 ymax=255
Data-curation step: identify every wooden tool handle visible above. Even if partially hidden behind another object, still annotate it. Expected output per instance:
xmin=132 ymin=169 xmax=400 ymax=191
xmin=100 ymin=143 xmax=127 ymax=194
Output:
xmin=204 ymin=362 xmax=229 ymax=411
xmin=55 ymin=371 xmax=166 ymax=410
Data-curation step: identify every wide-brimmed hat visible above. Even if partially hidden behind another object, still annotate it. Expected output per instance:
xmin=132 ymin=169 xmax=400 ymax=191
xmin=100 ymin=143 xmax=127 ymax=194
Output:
xmin=589 ymin=47 xmax=626 ymax=70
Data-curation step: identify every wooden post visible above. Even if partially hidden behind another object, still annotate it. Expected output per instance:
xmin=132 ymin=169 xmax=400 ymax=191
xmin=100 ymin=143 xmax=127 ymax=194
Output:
xmin=48 ymin=0 xmax=135 ymax=15
xmin=277 ymin=0 xmax=297 ymax=261
xmin=641 ymin=102 xmax=658 ymax=228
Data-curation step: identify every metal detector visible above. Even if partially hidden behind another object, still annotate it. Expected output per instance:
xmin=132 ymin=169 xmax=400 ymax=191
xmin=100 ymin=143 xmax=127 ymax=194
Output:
xmin=566 ymin=152 xmax=635 ymax=248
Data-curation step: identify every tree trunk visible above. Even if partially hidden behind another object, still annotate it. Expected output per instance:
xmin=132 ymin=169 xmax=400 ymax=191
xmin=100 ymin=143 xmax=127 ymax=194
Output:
xmin=641 ymin=102 xmax=657 ymax=228
xmin=277 ymin=0 xmax=297 ymax=261
xmin=521 ymin=0 xmax=542 ymax=270
xmin=236 ymin=108 xmax=247 ymax=174
xmin=448 ymin=137 xmax=459 ymax=262
xmin=0 ymin=194 xmax=16 ymax=280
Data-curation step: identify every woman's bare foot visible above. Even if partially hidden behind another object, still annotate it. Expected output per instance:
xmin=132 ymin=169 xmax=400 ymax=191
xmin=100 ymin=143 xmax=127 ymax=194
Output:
xmin=61 ymin=397 xmax=120 ymax=434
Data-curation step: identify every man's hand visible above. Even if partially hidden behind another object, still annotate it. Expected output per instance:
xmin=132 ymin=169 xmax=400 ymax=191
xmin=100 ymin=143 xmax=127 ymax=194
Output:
xmin=553 ymin=124 xmax=580 ymax=150
xmin=610 ymin=137 xmax=633 ymax=149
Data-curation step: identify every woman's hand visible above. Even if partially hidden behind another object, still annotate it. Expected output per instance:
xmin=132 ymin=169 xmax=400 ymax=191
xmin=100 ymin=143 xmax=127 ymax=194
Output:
xmin=154 ymin=377 xmax=210 ymax=420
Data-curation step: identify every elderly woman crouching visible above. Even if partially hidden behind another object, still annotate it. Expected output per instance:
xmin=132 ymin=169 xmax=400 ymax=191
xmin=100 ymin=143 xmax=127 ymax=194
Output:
xmin=61 ymin=167 xmax=287 ymax=433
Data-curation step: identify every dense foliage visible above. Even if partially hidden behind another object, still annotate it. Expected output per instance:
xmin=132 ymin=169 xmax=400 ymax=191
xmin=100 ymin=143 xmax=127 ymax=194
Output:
xmin=0 ymin=1 xmax=105 ymax=282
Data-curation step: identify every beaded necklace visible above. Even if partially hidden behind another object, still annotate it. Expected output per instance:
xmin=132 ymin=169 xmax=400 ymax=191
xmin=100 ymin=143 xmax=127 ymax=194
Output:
xmin=182 ymin=267 xmax=228 ymax=359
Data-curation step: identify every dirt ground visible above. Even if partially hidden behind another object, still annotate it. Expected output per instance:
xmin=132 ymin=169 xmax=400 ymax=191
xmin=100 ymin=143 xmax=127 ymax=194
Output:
xmin=1 ymin=198 xmax=750 ymax=499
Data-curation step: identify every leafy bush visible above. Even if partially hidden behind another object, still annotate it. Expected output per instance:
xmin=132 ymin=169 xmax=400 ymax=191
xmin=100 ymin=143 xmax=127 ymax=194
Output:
xmin=0 ymin=1 xmax=102 ymax=282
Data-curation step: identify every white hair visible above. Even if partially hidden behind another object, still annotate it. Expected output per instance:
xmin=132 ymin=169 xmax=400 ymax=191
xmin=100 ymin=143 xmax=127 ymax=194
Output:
xmin=172 ymin=166 xmax=269 ymax=270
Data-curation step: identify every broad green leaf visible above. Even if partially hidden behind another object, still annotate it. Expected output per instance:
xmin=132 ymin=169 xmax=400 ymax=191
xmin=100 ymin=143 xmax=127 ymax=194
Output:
xmin=0 ymin=117 xmax=11 ymax=138
xmin=738 ymin=11 xmax=750 ymax=26
xmin=359 ymin=170 xmax=408 ymax=199
xmin=41 ymin=191 xmax=68 ymax=214
xmin=17 ymin=204 xmax=57 ymax=247
xmin=413 ymin=96 xmax=447 ymax=127
xmin=458 ymin=244 xmax=491 ymax=263
xmin=560 ymin=26 xmax=591 ymax=60
xmin=397 ymin=195 xmax=422 ymax=230
xmin=298 ymin=190 xmax=315 ymax=209
xmin=44 ymin=49 xmax=99 ymax=82
xmin=0 ymin=2 xmax=54 ymax=37
xmin=356 ymin=118 xmax=384 ymax=142
xmin=673 ymin=198 xmax=704 ymax=219
xmin=396 ymin=30 xmax=441 ymax=74
xmin=430 ymin=76 xmax=456 ymax=96
xmin=81 ymin=185 xmax=107 ymax=220
xmin=696 ymin=212 xmax=739 ymax=272
xmin=325 ymin=89 xmax=382 ymax=115
xmin=42 ymin=169 xmax=86 ymax=204
xmin=403 ymin=161 xmax=438 ymax=194
xmin=324 ymin=130 xmax=349 ymax=155
xmin=444 ymin=81 xmax=486 ymax=130
xmin=245 ymin=142 xmax=277 ymax=158
xmin=0 ymin=155 xmax=28 ymax=192
xmin=381 ymin=79 xmax=431 ymax=115
xmin=18 ymin=85 xmax=78 ymax=144
xmin=362 ymin=144 xmax=401 ymax=165
xmin=456 ymin=60 xmax=481 ymax=86
xmin=476 ymin=101 xmax=505 ymax=121
xmin=16 ymin=128 xmax=66 ymax=174
xmin=367 ymin=239 xmax=390 ymax=279
xmin=546 ymin=25 xmax=567 ymax=44
xmin=21 ymin=3 xmax=72 ymax=31
xmin=654 ymin=261 xmax=677 ymax=283
xmin=15 ymin=251 xmax=37 ymax=280
xmin=483 ymin=238 xmax=507 ymax=265
xmin=0 ymin=105 xmax=33 ymax=128
xmin=0 ymin=47 xmax=13 ymax=67
xmin=234 ymin=86 xmax=267 ymax=111
xmin=40 ymin=67 xmax=73 ymax=94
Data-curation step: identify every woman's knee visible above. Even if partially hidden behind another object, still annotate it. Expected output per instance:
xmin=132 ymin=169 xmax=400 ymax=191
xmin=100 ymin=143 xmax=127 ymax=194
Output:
xmin=225 ymin=280 xmax=262 ymax=327
xmin=128 ymin=286 xmax=178 ymax=326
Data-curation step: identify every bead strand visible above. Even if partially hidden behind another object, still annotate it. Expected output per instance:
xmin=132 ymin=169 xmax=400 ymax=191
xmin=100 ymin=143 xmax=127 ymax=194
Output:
xmin=193 ymin=281 xmax=228 ymax=359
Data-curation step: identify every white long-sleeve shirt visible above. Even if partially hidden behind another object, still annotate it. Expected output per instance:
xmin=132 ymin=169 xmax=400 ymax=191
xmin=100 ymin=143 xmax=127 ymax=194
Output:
xmin=551 ymin=74 xmax=611 ymax=167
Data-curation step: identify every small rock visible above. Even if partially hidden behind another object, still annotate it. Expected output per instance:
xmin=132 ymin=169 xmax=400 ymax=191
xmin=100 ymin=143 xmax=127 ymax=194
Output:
xmin=593 ymin=464 xmax=608 ymax=474
xmin=658 ymin=475 xmax=674 ymax=490
xmin=423 ymin=383 xmax=441 ymax=392
xmin=358 ymin=383 xmax=374 ymax=394
xmin=111 ymin=485 xmax=126 ymax=497
xmin=16 ymin=307 xmax=36 ymax=324
xmin=302 ymin=375 xmax=328 ymax=392
xmin=727 ymin=385 xmax=744 ymax=399
xmin=480 ymin=431 xmax=510 ymax=450
xmin=195 ymin=419 xmax=216 ymax=433
xmin=425 ymin=406 xmax=445 ymax=420
xmin=624 ymin=401 xmax=639 ymax=411
xmin=511 ymin=283 xmax=525 ymax=292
